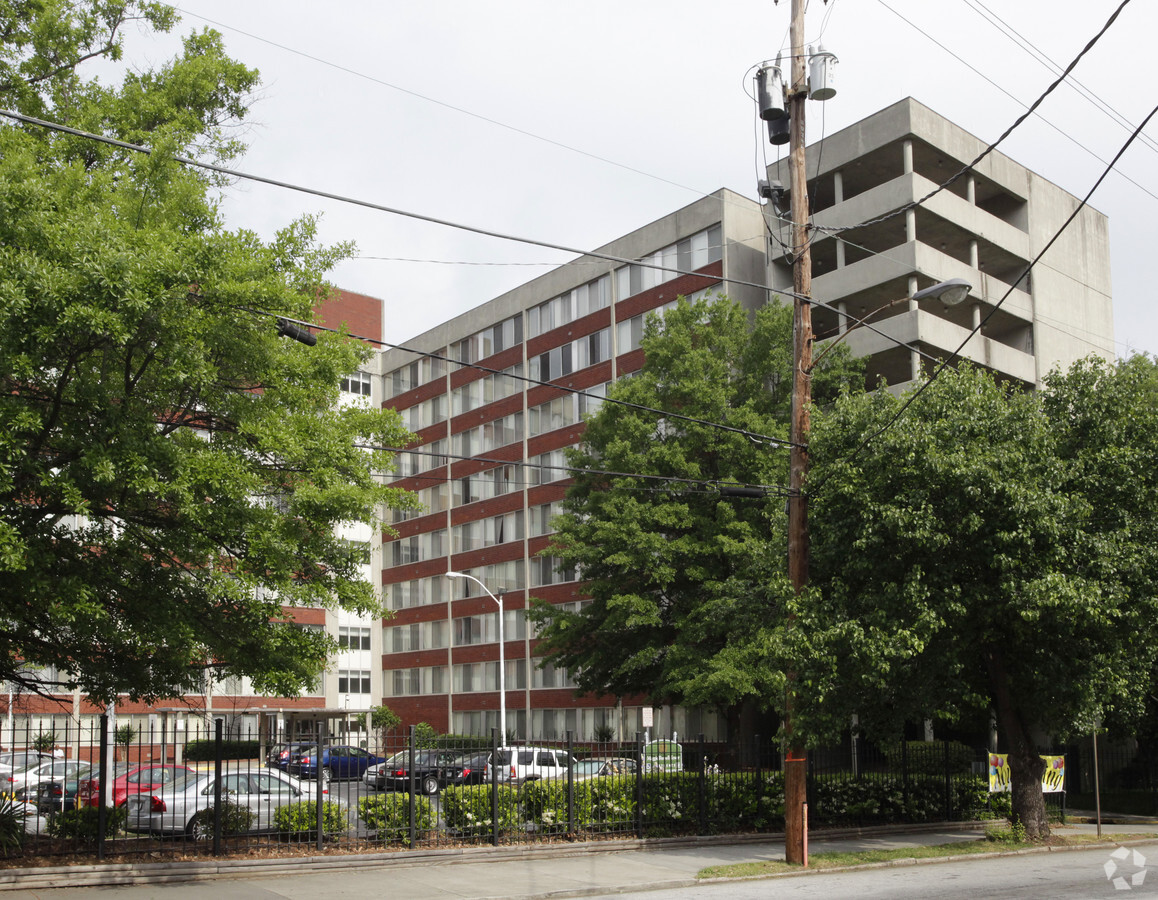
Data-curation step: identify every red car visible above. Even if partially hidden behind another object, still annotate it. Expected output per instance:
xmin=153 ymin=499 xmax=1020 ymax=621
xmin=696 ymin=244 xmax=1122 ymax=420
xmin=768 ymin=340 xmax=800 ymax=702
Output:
xmin=78 ymin=764 xmax=193 ymax=807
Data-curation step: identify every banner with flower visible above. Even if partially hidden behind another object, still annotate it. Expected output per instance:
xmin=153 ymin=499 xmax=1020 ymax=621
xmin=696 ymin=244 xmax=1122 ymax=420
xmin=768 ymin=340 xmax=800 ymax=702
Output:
xmin=988 ymin=754 xmax=1065 ymax=792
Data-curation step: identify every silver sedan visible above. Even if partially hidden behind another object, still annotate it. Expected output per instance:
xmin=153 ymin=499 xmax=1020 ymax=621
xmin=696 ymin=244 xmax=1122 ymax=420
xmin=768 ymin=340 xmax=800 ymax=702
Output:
xmin=125 ymin=768 xmax=315 ymax=837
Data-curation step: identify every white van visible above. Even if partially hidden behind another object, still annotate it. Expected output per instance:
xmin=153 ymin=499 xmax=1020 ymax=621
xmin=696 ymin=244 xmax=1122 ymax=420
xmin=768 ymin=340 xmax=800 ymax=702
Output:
xmin=486 ymin=746 xmax=575 ymax=784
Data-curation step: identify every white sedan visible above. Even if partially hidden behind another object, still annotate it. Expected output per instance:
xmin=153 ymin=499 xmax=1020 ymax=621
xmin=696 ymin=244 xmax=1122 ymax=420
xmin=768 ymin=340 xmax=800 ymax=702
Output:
xmin=125 ymin=768 xmax=319 ymax=838
xmin=7 ymin=759 xmax=91 ymax=799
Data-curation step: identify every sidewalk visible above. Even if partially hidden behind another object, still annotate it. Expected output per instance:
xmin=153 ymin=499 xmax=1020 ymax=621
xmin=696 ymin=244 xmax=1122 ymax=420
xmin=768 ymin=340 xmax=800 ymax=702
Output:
xmin=4 ymin=821 xmax=1158 ymax=899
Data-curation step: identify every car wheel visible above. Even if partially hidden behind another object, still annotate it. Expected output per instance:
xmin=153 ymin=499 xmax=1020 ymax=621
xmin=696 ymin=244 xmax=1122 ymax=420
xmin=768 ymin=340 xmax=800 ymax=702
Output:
xmin=186 ymin=811 xmax=212 ymax=842
xmin=321 ymin=766 xmax=333 ymax=787
xmin=422 ymin=775 xmax=439 ymax=796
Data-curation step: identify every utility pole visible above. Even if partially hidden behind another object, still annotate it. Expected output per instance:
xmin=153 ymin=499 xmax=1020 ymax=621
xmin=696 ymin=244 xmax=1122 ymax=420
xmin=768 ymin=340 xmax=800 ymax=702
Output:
xmin=784 ymin=0 xmax=813 ymax=868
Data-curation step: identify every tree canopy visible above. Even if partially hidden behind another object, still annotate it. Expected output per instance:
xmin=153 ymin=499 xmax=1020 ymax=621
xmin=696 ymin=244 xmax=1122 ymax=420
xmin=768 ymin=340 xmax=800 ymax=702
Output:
xmin=800 ymin=357 xmax=1158 ymax=837
xmin=529 ymin=294 xmax=862 ymax=714
xmin=0 ymin=1 xmax=415 ymax=704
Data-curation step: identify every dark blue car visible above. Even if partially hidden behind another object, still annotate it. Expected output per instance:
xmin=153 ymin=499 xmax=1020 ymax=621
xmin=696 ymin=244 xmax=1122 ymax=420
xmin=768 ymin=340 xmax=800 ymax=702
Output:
xmin=286 ymin=744 xmax=384 ymax=782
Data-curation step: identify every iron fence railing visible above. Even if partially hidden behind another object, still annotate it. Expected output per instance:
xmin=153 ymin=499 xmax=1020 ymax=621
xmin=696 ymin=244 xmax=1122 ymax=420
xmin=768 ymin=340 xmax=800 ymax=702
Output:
xmin=5 ymin=718 xmax=1139 ymax=864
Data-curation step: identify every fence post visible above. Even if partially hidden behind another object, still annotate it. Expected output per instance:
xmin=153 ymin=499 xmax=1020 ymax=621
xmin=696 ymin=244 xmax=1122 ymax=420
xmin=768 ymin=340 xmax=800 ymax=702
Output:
xmin=698 ymin=733 xmax=707 ymax=835
xmin=315 ymin=720 xmax=327 ymax=853
xmin=408 ymin=724 xmax=417 ymax=848
xmin=943 ymin=739 xmax=952 ymax=820
xmin=901 ymin=739 xmax=910 ymax=813
xmin=212 ymin=718 xmax=223 ymax=856
xmin=754 ymin=734 xmax=762 ymax=826
xmin=490 ymin=727 xmax=500 ymax=848
xmin=635 ymin=731 xmax=644 ymax=839
xmin=566 ymin=730 xmax=575 ymax=837
xmin=96 ymin=713 xmax=108 ymax=860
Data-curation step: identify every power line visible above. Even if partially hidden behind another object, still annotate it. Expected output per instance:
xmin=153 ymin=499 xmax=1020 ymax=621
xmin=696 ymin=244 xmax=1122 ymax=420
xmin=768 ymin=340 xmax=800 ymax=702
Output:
xmin=173 ymin=6 xmax=736 ymax=205
xmin=960 ymin=0 xmax=1158 ymax=160
xmin=258 ymin=308 xmax=799 ymax=450
xmin=368 ymin=442 xmax=790 ymax=499
xmin=821 ymin=0 xmax=1153 ymax=234
xmin=0 ymin=108 xmax=776 ymax=300
xmin=2 ymin=108 xmax=966 ymax=382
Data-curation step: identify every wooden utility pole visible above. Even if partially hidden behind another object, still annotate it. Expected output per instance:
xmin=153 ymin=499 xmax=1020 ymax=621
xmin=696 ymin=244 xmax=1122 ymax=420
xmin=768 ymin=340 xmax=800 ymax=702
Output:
xmin=784 ymin=0 xmax=813 ymax=868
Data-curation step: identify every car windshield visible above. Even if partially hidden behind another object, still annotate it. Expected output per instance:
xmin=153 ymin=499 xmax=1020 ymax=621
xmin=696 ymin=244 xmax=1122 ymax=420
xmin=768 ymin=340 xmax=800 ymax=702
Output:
xmin=573 ymin=760 xmax=603 ymax=775
xmin=168 ymin=771 xmax=202 ymax=791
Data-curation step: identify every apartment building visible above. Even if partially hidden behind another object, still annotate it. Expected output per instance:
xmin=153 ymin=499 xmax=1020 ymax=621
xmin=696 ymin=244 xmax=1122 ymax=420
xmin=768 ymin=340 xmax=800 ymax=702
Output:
xmin=376 ymin=189 xmax=768 ymax=742
xmin=375 ymin=99 xmax=1114 ymax=743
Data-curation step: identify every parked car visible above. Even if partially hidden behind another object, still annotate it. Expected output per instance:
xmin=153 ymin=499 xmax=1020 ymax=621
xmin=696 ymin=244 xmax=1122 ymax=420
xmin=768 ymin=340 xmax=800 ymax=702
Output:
xmin=35 ymin=763 xmax=128 ymax=814
xmin=367 ymin=749 xmax=489 ymax=795
xmin=266 ymin=742 xmax=313 ymax=772
xmin=572 ymin=757 xmax=637 ymax=779
xmin=8 ymin=759 xmax=91 ymax=800
xmin=486 ymin=747 xmax=576 ymax=785
xmin=287 ymin=744 xmax=383 ymax=782
xmin=362 ymin=752 xmax=405 ymax=791
xmin=79 ymin=763 xmax=193 ymax=807
xmin=0 ymin=750 xmax=53 ymax=775
xmin=125 ymin=769 xmax=320 ymax=838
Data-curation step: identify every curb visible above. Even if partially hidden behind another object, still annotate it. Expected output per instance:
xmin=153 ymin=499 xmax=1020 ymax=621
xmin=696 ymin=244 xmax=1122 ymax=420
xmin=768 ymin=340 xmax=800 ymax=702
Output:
xmin=0 ymin=823 xmax=989 ymax=892
xmin=0 ymin=820 xmax=1129 ymax=893
xmin=695 ymin=835 xmax=1158 ymax=889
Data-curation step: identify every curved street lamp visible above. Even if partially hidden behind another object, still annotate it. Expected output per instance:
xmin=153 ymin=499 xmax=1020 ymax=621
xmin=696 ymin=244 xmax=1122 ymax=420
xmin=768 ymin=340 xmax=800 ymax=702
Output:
xmin=809 ymin=277 xmax=973 ymax=372
xmin=446 ymin=571 xmax=506 ymax=741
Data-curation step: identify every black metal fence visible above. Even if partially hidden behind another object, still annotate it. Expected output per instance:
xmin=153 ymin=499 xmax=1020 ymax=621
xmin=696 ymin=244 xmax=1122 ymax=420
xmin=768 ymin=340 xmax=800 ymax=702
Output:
xmin=3 ymin=719 xmax=1116 ymax=864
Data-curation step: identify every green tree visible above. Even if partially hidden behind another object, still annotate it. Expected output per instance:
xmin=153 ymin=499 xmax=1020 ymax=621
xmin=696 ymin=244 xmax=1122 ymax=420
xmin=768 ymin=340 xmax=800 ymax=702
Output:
xmin=0 ymin=2 xmax=416 ymax=704
xmin=530 ymin=294 xmax=861 ymax=714
xmin=800 ymin=360 xmax=1158 ymax=839
xmin=367 ymin=705 xmax=401 ymax=747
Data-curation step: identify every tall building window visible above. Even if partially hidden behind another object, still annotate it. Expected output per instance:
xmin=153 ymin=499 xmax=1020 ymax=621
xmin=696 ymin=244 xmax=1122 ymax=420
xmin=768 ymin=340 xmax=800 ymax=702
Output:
xmin=527 ymin=275 xmax=611 ymax=338
xmin=340 ymin=370 xmax=373 ymax=397
xmin=338 ymin=669 xmax=372 ymax=694
xmin=614 ymin=225 xmax=722 ymax=301
xmin=338 ymin=627 xmax=372 ymax=650
xmin=530 ymin=555 xmax=577 ymax=587
xmin=386 ymin=355 xmax=446 ymax=398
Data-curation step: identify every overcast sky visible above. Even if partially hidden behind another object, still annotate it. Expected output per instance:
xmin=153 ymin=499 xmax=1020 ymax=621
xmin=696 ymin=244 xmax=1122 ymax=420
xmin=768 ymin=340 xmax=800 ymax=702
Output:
xmin=119 ymin=0 xmax=1157 ymax=358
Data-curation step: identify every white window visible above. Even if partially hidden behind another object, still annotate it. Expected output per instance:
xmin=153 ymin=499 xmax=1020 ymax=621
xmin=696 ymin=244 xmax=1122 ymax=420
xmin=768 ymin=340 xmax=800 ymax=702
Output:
xmin=338 ymin=626 xmax=372 ymax=650
xmin=338 ymin=670 xmax=372 ymax=694
xmin=340 ymin=370 xmax=373 ymax=397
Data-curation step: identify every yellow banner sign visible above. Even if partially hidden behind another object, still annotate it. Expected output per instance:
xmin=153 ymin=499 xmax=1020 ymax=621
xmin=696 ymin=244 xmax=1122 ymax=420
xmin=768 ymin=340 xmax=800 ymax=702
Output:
xmin=988 ymin=754 xmax=1065 ymax=793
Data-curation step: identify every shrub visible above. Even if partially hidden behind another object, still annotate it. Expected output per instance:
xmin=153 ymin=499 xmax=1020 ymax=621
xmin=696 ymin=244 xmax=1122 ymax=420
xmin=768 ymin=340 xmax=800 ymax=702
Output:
xmin=584 ymin=778 xmax=636 ymax=833
xmin=273 ymin=801 xmax=347 ymax=841
xmin=32 ymin=731 xmax=57 ymax=753
xmin=639 ymin=773 xmax=700 ymax=836
xmin=521 ymin=779 xmax=593 ymax=835
xmin=183 ymin=739 xmax=262 ymax=761
xmin=440 ymin=785 xmax=520 ymax=838
xmin=186 ymin=802 xmax=256 ymax=840
xmin=0 ymin=796 xmax=25 ymax=856
xmin=709 ymin=771 xmax=785 ymax=832
xmin=413 ymin=723 xmax=438 ymax=749
xmin=47 ymin=805 xmax=127 ymax=844
xmin=358 ymin=793 xmax=434 ymax=845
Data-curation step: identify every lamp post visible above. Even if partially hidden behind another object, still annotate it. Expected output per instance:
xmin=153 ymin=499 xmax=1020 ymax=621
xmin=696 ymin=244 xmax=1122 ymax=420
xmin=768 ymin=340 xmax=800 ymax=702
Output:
xmin=447 ymin=571 xmax=506 ymax=741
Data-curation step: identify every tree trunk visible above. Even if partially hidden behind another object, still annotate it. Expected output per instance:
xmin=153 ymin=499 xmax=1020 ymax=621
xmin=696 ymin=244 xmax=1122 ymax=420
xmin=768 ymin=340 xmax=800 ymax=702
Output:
xmin=1007 ymin=742 xmax=1048 ymax=838
xmin=986 ymin=648 xmax=1050 ymax=839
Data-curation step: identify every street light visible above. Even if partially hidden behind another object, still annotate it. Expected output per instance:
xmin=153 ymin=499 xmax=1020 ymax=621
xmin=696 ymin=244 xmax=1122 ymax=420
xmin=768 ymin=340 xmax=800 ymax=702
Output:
xmin=809 ymin=277 xmax=973 ymax=373
xmin=446 ymin=571 xmax=506 ymax=741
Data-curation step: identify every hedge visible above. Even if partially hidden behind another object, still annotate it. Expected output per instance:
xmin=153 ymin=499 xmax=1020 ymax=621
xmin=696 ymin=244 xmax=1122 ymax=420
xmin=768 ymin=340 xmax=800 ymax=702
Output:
xmin=183 ymin=739 xmax=262 ymax=761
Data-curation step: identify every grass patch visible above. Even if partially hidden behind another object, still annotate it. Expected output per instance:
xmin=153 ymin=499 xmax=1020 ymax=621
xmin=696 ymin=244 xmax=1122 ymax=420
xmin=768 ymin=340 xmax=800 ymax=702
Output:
xmin=697 ymin=832 xmax=1158 ymax=879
